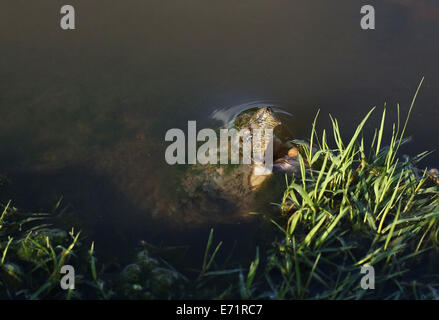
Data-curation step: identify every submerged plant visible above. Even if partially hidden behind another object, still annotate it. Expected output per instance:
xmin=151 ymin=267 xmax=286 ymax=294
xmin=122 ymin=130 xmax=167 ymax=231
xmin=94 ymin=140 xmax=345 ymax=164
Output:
xmin=0 ymin=198 xmax=110 ymax=299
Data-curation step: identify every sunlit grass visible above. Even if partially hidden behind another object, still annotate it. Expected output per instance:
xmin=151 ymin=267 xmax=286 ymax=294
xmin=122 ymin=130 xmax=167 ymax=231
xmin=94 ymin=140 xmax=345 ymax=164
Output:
xmin=253 ymin=78 xmax=439 ymax=299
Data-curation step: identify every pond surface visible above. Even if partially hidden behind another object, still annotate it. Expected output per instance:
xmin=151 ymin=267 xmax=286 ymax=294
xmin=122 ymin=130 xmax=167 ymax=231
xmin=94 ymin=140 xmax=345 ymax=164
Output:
xmin=1 ymin=0 xmax=439 ymax=264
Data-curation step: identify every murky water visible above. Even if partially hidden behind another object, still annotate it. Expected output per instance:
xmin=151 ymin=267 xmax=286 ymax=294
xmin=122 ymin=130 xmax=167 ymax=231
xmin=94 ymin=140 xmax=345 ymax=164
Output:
xmin=1 ymin=0 xmax=439 ymax=263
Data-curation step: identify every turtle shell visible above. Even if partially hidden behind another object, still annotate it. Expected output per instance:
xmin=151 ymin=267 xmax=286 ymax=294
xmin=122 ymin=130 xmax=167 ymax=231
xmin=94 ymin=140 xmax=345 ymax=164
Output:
xmin=232 ymin=107 xmax=260 ymax=130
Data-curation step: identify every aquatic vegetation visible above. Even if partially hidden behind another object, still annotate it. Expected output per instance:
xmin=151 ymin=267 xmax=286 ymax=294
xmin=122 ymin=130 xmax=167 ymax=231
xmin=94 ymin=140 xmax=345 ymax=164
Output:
xmin=245 ymin=80 xmax=439 ymax=299
xmin=114 ymin=229 xmax=244 ymax=300
xmin=0 ymin=200 xmax=108 ymax=299
xmin=0 ymin=199 xmax=234 ymax=299
xmin=117 ymin=249 xmax=186 ymax=299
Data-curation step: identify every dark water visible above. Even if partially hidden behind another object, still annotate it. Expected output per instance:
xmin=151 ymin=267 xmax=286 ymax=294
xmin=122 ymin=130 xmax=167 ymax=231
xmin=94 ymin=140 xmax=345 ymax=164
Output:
xmin=1 ymin=0 xmax=439 ymax=264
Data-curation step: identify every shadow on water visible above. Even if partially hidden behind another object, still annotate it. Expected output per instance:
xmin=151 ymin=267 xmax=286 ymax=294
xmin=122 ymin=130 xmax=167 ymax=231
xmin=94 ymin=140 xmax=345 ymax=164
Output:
xmin=1 ymin=164 xmax=266 ymax=268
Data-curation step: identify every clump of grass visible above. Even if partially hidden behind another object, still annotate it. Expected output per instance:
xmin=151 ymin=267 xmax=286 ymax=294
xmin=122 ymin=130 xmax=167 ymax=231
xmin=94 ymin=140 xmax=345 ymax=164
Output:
xmin=0 ymin=199 xmax=108 ymax=299
xmin=253 ymin=79 xmax=439 ymax=299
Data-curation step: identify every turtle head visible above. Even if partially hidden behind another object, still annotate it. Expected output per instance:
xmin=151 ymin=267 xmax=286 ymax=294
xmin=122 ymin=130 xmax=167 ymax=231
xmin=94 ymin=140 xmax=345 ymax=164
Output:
xmin=249 ymin=106 xmax=281 ymax=130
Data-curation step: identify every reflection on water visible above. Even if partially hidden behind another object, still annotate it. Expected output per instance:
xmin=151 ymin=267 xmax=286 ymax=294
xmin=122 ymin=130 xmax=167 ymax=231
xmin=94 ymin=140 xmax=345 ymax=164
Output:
xmin=211 ymin=100 xmax=293 ymax=128
xmin=211 ymin=100 xmax=279 ymax=126
xmin=1 ymin=0 xmax=439 ymax=257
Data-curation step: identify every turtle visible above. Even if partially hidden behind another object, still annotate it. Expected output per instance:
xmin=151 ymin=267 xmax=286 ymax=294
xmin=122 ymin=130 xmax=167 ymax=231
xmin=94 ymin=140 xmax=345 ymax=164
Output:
xmin=232 ymin=106 xmax=281 ymax=131
xmin=233 ymin=107 xmax=309 ymax=187
xmin=175 ymin=106 xmax=303 ymax=225
xmin=236 ymin=107 xmax=283 ymax=188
